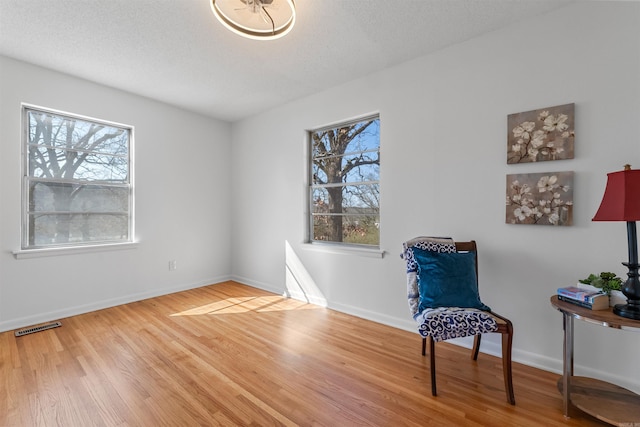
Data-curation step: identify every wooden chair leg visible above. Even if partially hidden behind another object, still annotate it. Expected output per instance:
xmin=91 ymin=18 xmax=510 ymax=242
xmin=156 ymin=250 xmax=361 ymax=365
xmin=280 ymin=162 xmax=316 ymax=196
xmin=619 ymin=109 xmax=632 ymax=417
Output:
xmin=471 ymin=334 xmax=481 ymax=360
xmin=502 ymin=329 xmax=515 ymax=405
xmin=421 ymin=337 xmax=437 ymax=396
xmin=429 ymin=337 xmax=437 ymax=396
xmin=422 ymin=330 xmax=513 ymax=403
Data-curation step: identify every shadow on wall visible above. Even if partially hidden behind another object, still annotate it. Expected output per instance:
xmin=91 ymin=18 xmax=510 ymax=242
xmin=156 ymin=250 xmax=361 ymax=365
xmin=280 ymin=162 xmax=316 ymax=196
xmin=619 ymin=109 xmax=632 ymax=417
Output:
xmin=285 ymin=240 xmax=327 ymax=307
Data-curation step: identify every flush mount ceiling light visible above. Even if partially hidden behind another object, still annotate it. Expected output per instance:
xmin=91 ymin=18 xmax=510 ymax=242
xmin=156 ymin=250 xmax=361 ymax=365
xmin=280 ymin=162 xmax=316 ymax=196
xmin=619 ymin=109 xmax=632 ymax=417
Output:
xmin=211 ymin=0 xmax=296 ymax=41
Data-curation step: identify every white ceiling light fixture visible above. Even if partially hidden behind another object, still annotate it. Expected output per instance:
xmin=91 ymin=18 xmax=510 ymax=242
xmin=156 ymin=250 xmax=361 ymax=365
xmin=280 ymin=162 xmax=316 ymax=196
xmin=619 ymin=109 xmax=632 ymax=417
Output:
xmin=211 ymin=0 xmax=296 ymax=41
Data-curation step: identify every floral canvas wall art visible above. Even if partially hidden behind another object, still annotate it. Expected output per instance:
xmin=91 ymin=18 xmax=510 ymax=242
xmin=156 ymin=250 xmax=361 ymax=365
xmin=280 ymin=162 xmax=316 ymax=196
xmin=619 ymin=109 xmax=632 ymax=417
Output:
xmin=506 ymin=171 xmax=573 ymax=226
xmin=507 ymin=103 xmax=575 ymax=164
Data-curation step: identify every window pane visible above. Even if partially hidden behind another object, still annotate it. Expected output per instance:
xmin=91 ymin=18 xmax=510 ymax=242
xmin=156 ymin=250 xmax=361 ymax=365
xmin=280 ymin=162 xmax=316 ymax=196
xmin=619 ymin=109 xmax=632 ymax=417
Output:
xmin=312 ymin=214 xmax=379 ymax=245
xmin=311 ymin=188 xmax=330 ymax=213
xmin=30 ymin=182 xmax=129 ymax=213
xmin=312 ymin=154 xmax=379 ymax=185
xmin=311 ymin=118 xmax=380 ymax=158
xmin=342 ymin=153 xmax=379 ymax=183
xmin=29 ymin=147 xmax=128 ymax=182
xmin=28 ymin=110 xmax=128 ymax=155
xmin=29 ymin=213 xmax=129 ymax=246
xmin=311 ymin=184 xmax=380 ymax=213
xmin=344 ymin=183 xmax=379 ymax=211
xmin=311 ymin=165 xmax=328 ymax=184
xmin=311 ymin=130 xmax=333 ymax=158
xmin=339 ymin=121 xmax=380 ymax=155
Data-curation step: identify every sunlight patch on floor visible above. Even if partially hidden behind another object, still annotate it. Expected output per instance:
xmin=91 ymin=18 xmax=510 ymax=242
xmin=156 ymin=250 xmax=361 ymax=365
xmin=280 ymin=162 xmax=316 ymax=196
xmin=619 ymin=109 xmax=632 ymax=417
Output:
xmin=170 ymin=295 xmax=319 ymax=316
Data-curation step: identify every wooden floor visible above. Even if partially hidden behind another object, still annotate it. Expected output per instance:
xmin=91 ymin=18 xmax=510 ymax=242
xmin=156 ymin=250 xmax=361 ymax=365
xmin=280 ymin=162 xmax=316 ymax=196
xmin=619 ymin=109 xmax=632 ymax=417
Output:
xmin=0 ymin=281 xmax=608 ymax=426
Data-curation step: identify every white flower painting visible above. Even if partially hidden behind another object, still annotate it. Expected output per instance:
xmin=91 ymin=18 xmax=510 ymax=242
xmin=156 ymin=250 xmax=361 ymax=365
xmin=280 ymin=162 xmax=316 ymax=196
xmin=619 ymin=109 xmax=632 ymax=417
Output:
xmin=507 ymin=103 xmax=575 ymax=164
xmin=506 ymin=171 xmax=573 ymax=226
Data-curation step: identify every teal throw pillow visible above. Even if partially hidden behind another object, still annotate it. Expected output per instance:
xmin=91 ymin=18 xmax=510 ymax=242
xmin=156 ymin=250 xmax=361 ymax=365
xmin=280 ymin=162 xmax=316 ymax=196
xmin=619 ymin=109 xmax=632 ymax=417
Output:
xmin=412 ymin=247 xmax=490 ymax=313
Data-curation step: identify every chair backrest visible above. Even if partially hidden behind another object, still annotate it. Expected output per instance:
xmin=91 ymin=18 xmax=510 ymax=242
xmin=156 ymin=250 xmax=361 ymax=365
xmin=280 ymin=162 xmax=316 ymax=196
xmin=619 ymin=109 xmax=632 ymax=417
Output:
xmin=404 ymin=238 xmax=482 ymax=318
xmin=455 ymin=240 xmax=478 ymax=288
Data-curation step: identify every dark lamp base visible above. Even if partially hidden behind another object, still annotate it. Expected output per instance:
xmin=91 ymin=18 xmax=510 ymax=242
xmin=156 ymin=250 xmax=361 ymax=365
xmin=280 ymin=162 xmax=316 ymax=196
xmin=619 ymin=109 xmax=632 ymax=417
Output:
xmin=613 ymin=303 xmax=640 ymax=320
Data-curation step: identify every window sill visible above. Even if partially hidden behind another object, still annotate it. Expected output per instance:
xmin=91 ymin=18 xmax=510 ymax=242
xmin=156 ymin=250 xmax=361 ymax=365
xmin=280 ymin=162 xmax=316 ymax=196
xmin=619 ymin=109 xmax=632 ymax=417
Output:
xmin=302 ymin=243 xmax=385 ymax=258
xmin=13 ymin=242 xmax=138 ymax=259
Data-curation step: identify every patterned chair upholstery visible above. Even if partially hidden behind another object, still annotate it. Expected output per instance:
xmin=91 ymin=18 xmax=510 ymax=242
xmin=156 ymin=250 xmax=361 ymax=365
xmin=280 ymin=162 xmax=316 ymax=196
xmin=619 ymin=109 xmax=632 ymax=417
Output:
xmin=402 ymin=237 xmax=515 ymax=404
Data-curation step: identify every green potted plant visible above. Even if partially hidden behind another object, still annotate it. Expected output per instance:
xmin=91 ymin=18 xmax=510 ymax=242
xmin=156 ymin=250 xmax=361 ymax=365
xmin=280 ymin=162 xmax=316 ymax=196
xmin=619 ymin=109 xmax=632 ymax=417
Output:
xmin=578 ymin=272 xmax=625 ymax=306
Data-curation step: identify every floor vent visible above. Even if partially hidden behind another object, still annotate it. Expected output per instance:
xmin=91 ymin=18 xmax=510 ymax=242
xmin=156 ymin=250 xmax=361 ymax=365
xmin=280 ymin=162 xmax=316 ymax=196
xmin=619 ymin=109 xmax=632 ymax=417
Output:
xmin=15 ymin=321 xmax=62 ymax=337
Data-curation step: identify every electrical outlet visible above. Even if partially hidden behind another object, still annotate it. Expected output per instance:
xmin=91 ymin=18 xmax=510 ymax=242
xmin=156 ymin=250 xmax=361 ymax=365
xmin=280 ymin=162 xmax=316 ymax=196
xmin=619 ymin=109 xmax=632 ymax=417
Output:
xmin=169 ymin=260 xmax=177 ymax=271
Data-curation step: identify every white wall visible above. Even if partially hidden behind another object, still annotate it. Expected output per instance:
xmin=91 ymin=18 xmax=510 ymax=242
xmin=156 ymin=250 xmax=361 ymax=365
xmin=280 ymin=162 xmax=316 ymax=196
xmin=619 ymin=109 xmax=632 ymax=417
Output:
xmin=230 ymin=2 xmax=640 ymax=392
xmin=0 ymin=56 xmax=233 ymax=332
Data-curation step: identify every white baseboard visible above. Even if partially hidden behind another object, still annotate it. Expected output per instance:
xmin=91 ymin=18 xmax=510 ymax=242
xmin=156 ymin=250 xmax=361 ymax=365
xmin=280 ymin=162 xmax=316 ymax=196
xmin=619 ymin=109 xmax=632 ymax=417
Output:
xmin=231 ymin=274 xmax=286 ymax=296
xmin=0 ymin=275 xmax=231 ymax=333
xmin=231 ymin=277 xmax=640 ymax=394
xmin=328 ymin=300 xmax=417 ymax=333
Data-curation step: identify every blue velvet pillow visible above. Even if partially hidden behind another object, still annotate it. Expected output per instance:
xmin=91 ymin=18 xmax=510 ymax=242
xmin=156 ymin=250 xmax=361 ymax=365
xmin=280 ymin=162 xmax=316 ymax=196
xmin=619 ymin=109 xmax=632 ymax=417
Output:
xmin=412 ymin=247 xmax=490 ymax=313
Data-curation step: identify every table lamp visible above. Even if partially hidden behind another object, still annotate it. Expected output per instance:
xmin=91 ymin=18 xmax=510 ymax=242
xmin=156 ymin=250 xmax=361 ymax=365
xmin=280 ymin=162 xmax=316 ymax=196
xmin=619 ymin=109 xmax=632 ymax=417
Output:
xmin=592 ymin=164 xmax=640 ymax=320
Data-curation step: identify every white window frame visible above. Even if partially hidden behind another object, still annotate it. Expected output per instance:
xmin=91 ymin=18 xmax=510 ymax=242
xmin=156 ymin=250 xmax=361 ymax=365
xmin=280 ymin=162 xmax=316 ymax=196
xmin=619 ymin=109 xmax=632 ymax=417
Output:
xmin=308 ymin=114 xmax=380 ymax=249
xmin=20 ymin=104 xmax=134 ymax=252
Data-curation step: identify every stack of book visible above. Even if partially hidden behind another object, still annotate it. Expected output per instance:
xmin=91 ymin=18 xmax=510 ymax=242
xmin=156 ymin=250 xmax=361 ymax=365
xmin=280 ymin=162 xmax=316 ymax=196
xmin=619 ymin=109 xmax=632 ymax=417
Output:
xmin=557 ymin=286 xmax=609 ymax=310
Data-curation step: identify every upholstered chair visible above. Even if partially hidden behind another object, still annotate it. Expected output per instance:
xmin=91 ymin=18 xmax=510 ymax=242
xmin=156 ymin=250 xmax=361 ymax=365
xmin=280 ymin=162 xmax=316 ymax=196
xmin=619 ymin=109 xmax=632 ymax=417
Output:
xmin=402 ymin=236 xmax=515 ymax=404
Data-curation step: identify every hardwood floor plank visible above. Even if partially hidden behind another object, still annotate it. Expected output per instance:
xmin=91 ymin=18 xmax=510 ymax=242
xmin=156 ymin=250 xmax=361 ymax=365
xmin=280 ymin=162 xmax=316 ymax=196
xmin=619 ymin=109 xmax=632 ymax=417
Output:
xmin=0 ymin=281 xmax=609 ymax=426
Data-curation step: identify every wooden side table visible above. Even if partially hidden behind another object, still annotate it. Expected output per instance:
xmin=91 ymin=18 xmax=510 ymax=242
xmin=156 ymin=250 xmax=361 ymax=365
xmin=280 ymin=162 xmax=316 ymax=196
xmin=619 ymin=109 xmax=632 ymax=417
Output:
xmin=550 ymin=295 xmax=640 ymax=426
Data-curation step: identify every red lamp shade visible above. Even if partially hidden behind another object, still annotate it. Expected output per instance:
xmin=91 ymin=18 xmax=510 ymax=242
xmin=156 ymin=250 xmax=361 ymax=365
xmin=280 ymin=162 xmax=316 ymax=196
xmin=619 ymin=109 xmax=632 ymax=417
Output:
xmin=592 ymin=165 xmax=640 ymax=222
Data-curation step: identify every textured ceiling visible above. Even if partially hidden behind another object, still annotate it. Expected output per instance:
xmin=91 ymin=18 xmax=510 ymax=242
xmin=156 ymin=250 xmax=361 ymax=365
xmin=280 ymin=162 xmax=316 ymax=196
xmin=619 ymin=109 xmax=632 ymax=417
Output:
xmin=0 ymin=0 xmax=573 ymax=122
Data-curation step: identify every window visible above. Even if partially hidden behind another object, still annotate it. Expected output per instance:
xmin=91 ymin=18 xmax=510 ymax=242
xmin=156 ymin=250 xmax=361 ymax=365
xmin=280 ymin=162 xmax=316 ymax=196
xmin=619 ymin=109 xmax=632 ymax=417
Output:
xmin=309 ymin=115 xmax=380 ymax=247
xmin=22 ymin=105 xmax=133 ymax=250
